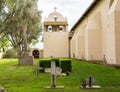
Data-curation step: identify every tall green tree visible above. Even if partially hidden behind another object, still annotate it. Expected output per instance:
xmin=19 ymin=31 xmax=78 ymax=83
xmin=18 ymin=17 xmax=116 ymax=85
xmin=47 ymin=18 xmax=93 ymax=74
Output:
xmin=0 ymin=0 xmax=10 ymax=52
xmin=0 ymin=0 xmax=42 ymax=56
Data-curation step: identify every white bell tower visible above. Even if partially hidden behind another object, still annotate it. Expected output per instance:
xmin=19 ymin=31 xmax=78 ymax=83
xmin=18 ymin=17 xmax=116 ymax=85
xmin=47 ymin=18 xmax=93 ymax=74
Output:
xmin=43 ymin=8 xmax=69 ymax=58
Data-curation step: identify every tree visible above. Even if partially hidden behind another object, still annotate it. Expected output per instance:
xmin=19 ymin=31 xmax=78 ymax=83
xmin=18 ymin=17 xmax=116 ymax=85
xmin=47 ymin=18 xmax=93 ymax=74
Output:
xmin=0 ymin=0 xmax=42 ymax=56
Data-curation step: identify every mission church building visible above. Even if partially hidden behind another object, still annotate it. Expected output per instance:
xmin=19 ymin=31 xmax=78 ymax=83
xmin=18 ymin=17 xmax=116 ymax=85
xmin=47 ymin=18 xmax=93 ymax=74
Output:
xmin=43 ymin=8 xmax=69 ymax=58
xmin=43 ymin=0 xmax=120 ymax=65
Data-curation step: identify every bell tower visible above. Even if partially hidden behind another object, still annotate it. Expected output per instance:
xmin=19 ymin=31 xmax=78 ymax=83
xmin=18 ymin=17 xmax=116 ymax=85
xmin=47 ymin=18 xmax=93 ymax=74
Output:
xmin=44 ymin=8 xmax=69 ymax=58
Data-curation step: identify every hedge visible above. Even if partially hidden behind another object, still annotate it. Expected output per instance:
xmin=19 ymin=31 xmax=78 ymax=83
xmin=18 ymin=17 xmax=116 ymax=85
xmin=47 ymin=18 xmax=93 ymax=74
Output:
xmin=60 ymin=59 xmax=72 ymax=72
xmin=39 ymin=60 xmax=51 ymax=72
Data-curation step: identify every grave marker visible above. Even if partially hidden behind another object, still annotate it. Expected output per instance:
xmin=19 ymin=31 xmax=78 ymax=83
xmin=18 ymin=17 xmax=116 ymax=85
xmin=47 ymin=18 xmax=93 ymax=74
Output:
xmin=85 ymin=75 xmax=95 ymax=87
xmin=45 ymin=57 xmax=64 ymax=89
xmin=81 ymin=75 xmax=101 ymax=89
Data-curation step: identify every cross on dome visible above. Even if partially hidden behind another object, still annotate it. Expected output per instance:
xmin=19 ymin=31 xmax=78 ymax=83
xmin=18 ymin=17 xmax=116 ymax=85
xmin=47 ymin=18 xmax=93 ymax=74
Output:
xmin=54 ymin=7 xmax=57 ymax=12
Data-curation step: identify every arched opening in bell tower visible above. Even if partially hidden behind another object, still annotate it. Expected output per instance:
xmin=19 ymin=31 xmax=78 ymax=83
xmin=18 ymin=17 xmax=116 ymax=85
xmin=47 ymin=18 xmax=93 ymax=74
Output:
xmin=48 ymin=26 xmax=52 ymax=32
xmin=59 ymin=26 xmax=63 ymax=32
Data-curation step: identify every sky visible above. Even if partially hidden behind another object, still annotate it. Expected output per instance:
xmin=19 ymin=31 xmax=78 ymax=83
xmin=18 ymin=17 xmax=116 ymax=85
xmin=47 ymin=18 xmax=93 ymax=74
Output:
xmin=34 ymin=0 xmax=94 ymax=49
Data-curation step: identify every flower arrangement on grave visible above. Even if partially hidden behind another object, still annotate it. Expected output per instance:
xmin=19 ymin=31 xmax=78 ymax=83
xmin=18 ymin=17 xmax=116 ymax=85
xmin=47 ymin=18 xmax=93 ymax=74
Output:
xmin=81 ymin=79 xmax=87 ymax=88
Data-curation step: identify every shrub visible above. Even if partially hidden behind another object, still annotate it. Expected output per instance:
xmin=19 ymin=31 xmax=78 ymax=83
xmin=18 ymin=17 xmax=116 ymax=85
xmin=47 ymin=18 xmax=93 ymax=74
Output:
xmin=3 ymin=49 xmax=17 ymax=58
xmin=39 ymin=60 xmax=51 ymax=72
xmin=60 ymin=59 xmax=72 ymax=72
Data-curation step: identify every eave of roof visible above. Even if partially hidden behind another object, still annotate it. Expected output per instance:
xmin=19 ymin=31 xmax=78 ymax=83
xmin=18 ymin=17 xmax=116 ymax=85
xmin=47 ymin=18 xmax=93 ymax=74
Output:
xmin=44 ymin=21 xmax=68 ymax=26
xmin=70 ymin=0 xmax=100 ymax=31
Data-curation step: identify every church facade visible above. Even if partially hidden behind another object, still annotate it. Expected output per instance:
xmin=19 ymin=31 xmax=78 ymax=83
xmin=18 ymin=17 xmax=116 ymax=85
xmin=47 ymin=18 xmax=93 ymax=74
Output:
xmin=43 ymin=9 xmax=69 ymax=58
xmin=70 ymin=0 xmax=120 ymax=65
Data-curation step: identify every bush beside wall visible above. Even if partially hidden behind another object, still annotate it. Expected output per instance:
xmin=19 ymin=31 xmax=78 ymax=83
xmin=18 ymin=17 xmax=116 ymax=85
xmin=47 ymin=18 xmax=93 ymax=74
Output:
xmin=60 ymin=59 xmax=72 ymax=72
xmin=39 ymin=60 xmax=51 ymax=72
xmin=3 ymin=49 xmax=17 ymax=58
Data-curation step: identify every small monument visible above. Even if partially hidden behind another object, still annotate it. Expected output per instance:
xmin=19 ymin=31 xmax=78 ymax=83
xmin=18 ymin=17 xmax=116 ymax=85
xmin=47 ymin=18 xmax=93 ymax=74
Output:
xmin=45 ymin=57 xmax=64 ymax=89
xmin=18 ymin=22 xmax=34 ymax=65
xmin=81 ymin=75 xmax=101 ymax=89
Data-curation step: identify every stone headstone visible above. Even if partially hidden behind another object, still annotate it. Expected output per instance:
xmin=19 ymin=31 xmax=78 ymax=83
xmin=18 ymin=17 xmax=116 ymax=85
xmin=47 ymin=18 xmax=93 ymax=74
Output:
xmin=19 ymin=55 xmax=34 ymax=66
xmin=45 ymin=60 xmax=64 ymax=89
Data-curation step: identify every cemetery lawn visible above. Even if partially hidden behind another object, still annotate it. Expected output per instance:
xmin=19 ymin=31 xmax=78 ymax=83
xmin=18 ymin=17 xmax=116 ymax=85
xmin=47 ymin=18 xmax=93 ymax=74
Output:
xmin=0 ymin=59 xmax=120 ymax=92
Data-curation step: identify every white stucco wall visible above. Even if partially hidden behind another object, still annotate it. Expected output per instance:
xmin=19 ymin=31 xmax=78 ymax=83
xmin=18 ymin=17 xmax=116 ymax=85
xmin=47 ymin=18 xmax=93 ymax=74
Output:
xmin=44 ymin=32 xmax=69 ymax=58
xmin=70 ymin=0 xmax=120 ymax=64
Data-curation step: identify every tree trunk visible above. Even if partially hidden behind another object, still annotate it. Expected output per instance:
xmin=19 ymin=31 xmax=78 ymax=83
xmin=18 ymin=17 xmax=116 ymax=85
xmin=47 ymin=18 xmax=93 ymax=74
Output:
xmin=16 ymin=45 xmax=23 ymax=57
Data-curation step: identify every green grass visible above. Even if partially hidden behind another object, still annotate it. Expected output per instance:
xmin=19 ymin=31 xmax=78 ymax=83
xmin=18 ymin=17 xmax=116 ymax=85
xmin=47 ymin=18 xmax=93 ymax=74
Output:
xmin=0 ymin=58 xmax=120 ymax=92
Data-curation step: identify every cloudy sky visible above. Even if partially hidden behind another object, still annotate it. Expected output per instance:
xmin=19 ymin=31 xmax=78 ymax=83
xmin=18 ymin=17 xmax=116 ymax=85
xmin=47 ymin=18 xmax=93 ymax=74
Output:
xmin=35 ymin=0 xmax=94 ymax=49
